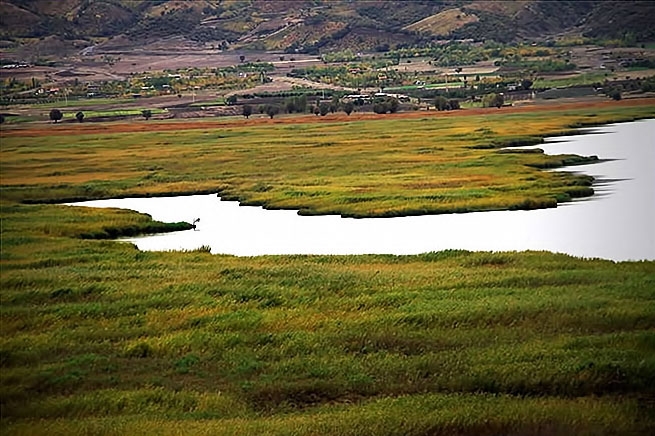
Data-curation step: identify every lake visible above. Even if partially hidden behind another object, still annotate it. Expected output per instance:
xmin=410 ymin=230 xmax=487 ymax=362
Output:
xmin=69 ymin=119 xmax=655 ymax=261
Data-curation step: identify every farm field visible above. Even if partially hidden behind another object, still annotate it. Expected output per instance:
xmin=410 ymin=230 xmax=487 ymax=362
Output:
xmin=1 ymin=99 xmax=655 ymax=435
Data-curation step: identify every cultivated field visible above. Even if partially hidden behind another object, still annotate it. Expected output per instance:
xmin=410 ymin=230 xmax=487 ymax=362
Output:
xmin=1 ymin=99 xmax=654 ymax=435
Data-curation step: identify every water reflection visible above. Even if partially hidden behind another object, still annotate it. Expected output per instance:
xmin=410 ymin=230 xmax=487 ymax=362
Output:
xmin=69 ymin=119 xmax=655 ymax=261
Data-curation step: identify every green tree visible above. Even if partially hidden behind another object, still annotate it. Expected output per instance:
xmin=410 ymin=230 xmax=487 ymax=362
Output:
xmin=142 ymin=109 xmax=152 ymax=120
xmin=609 ymin=89 xmax=622 ymax=101
xmin=295 ymin=95 xmax=307 ymax=113
xmin=493 ymin=94 xmax=504 ymax=108
xmin=75 ymin=111 xmax=84 ymax=123
xmin=49 ymin=108 xmax=63 ymax=123
xmin=330 ymin=95 xmax=340 ymax=113
xmin=343 ymin=101 xmax=354 ymax=115
xmin=226 ymin=95 xmax=237 ymax=105
xmin=373 ymin=102 xmax=387 ymax=114
xmin=448 ymin=99 xmax=460 ymax=110
xmin=482 ymin=93 xmax=504 ymax=108
xmin=640 ymin=77 xmax=655 ymax=92
xmin=434 ymin=96 xmax=449 ymax=111
xmin=387 ymin=97 xmax=399 ymax=113
xmin=319 ymin=102 xmax=329 ymax=116
xmin=284 ymin=95 xmax=307 ymax=113
xmin=265 ymin=105 xmax=280 ymax=119
xmin=622 ymin=31 xmax=636 ymax=47
xmin=242 ymin=104 xmax=253 ymax=119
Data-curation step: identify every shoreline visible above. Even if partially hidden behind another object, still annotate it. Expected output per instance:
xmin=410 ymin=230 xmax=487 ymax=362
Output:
xmin=2 ymin=105 xmax=653 ymax=222
xmin=57 ymin=118 xmax=648 ymax=219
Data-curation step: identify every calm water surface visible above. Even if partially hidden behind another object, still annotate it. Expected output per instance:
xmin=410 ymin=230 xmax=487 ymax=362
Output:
xmin=69 ymin=119 xmax=655 ymax=261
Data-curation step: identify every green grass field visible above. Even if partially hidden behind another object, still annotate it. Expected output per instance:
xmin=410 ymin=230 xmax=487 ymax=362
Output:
xmin=1 ymin=100 xmax=654 ymax=435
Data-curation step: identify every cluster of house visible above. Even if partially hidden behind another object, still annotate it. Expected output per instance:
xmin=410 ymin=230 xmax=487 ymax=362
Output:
xmin=1 ymin=63 xmax=31 ymax=69
xmin=342 ymin=92 xmax=411 ymax=103
xmin=33 ymin=87 xmax=61 ymax=96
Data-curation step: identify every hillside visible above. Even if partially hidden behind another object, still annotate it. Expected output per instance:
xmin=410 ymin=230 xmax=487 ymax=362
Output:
xmin=403 ymin=8 xmax=479 ymax=36
xmin=1 ymin=0 xmax=654 ymax=57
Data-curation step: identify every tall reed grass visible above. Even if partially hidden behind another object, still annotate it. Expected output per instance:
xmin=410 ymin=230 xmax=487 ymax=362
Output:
xmin=1 ymin=102 xmax=654 ymax=434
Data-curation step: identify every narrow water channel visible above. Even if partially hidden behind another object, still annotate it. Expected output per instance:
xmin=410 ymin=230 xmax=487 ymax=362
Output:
xmin=69 ymin=119 xmax=655 ymax=261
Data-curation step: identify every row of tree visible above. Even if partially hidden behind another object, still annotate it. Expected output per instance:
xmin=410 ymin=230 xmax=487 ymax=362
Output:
xmin=241 ymin=100 xmax=357 ymax=119
xmin=238 ymin=93 xmax=359 ymax=119
xmin=47 ymin=109 xmax=152 ymax=123
xmin=43 ymin=91 xmax=513 ymax=125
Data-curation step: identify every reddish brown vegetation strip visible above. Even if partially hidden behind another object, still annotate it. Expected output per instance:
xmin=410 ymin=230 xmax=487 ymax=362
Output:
xmin=3 ymin=97 xmax=655 ymax=138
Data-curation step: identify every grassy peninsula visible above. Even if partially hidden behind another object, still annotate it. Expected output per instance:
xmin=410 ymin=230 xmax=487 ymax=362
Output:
xmin=1 ymin=100 xmax=655 ymax=435
xmin=3 ymin=98 xmax=654 ymax=217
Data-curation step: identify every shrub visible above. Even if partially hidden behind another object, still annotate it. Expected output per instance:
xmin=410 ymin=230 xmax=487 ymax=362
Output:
xmin=609 ymin=89 xmax=622 ymax=101
xmin=434 ymin=96 xmax=449 ymax=111
xmin=482 ymin=93 xmax=504 ymax=108
xmin=373 ymin=103 xmax=387 ymax=114
xmin=434 ymin=97 xmax=460 ymax=110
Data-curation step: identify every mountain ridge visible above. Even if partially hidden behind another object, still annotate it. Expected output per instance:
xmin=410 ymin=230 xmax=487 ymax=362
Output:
xmin=1 ymin=1 xmax=653 ymax=56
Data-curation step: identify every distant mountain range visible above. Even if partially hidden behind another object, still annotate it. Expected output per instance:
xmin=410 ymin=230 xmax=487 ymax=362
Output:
xmin=1 ymin=1 xmax=654 ymax=55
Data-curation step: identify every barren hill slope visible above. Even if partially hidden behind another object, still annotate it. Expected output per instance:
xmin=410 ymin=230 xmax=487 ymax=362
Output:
xmin=1 ymin=0 xmax=653 ymax=57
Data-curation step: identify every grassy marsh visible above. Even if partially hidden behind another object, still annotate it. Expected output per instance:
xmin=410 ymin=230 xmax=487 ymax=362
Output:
xmin=1 ymin=100 xmax=655 ymax=435
xmin=1 ymin=203 xmax=654 ymax=434
xmin=2 ymin=99 xmax=654 ymax=216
